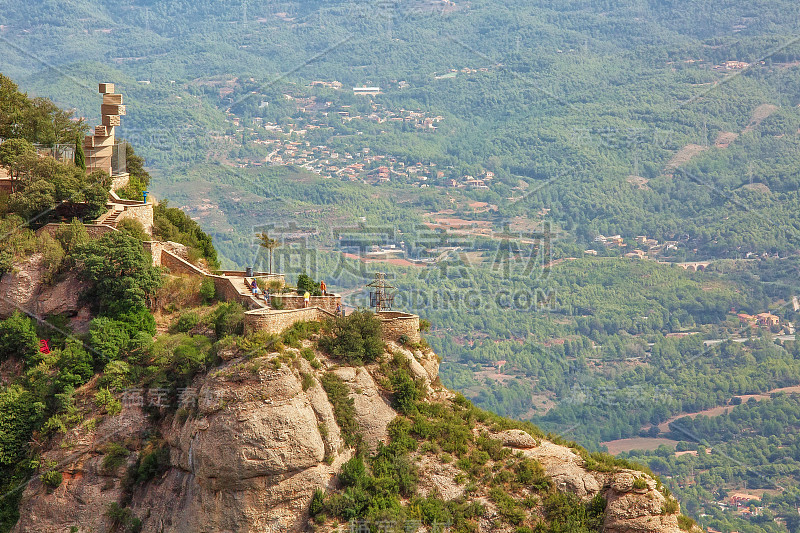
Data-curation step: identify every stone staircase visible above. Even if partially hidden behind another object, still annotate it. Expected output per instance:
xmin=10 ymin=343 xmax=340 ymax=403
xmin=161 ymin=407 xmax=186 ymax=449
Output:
xmin=102 ymin=207 xmax=123 ymax=227
xmin=233 ymin=276 xmax=270 ymax=309
xmin=95 ymin=190 xmax=150 ymax=230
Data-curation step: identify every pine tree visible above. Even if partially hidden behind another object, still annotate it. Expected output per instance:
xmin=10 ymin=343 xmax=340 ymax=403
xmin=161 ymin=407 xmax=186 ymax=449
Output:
xmin=74 ymin=133 xmax=86 ymax=171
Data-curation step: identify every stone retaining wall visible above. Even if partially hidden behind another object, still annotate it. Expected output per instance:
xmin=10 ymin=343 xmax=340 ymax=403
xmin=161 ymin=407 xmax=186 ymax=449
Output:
xmin=37 ymin=223 xmax=117 ymax=239
xmin=116 ymin=203 xmax=154 ymax=234
xmin=377 ymin=311 xmax=421 ymax=343
xmin=242 ymin=307 xmax=420 ymax=342
xmin=142 ymin=241 xmax=164 ymax=266
xmin=211 ymin=276 xmax=262 ymax=310
xmin=144 ymin=241 xmax=193 ymax=268
xmin=243 ymin=307 xmax=333 ymax=335
xmin=111 ymin=173 xmax=130 ymax=191
xmin=215 ymin=271 xmax=285 ymax=282
xmin=161 ymin=250 xmax=207 ymax=277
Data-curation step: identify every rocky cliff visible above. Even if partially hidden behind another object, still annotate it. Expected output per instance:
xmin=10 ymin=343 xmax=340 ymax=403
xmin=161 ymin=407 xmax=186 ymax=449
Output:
xmin=0 ymin=253 xmax=90 ymax=328
xmin=12 ymin=338 xmax=693 ymax=533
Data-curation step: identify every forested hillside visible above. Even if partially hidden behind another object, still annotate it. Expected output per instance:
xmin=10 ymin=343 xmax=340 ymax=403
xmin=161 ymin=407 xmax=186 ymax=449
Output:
xmin=2 ymin=0 xmax=800 ymax=531
xmin=3 ymin=0 xmax=800 ymax=258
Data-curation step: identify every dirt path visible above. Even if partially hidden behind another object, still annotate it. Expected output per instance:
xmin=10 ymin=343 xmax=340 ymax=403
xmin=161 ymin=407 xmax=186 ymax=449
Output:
xmin=655 ymin=383 xmax=800 ymax=432
xmin=602 ymin=384 xmax=800 ymax=454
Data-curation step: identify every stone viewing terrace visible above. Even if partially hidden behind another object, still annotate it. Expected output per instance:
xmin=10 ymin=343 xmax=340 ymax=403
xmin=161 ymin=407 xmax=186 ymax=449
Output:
xmin=375 ymin=311 xmax=421 ymax=343
xmin=237 ymin=272 xmax=421 ymax=343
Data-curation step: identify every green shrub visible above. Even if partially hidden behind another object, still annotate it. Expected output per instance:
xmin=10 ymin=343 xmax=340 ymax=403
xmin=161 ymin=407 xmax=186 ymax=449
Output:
xmin=171 ymin=311 xmax=200 ymax=333
xmin=41 ymin=469 xmax=62 ymax=489
xmin=309 ymin=488 xmax=325 ymax=516
xmin=117 ymin=219 xmax=149 ymax=241
xmin=88 ymin=317 xmax=131 ymax=367
xmin=102 ymin=443 xmax=130 ymax=473
xmin=282 ymin=320 xmax=320 ymax=348
xmin=117 ymin=308 xmax=157 ymax=337
xmin=678 ymin=514 xmax=697 ymax=531
xmin=105 ymin=502 xmax=142 ymax=533
xmin=371 ymin=443 xmax=418 ymax=498
xmin=134 ymin=444 xmax=170 ymax=484
xmin=300 ymin=371 xmax=315 ymax=391
xmin=300 ymin=347 xmax=321 ymax=369
xmin=0 ymin=311 xmax=39 ymax=365
xmin=489 ymin=487 xmax=526 ymax=525
xmin=632 ymin=477 xmax=648 ymax=490
xmin=662 ymin=497 xmax=679 ymax=515
xmin=74 ymin=231 xmax=163 ymax=317
xmin=321 ymin=373 xmax=362 ymax=450
xmin=170 ymin=335 xmax=213 ymax=376
xmin=516 ymin=458 xmax=550 ymax=491
xmin=100 ymin=360 xmax=131 ymax=391
xmin=55 ymin=217 xmax=89 ymax=255
xmin=55 ymin=340 xmax=94 ymax=388
xmin=199 ymin=277 xmax=216 ymax=302
xmin=677 ymin=514 xmax=696 ymax=531
xmin=37 ymin=232 xmax=65 ymax=282
xmin=318 ymin=310 xmax=383 ymax=365
xmin=296 ymin=272 xmax=321 ymax=295
xmin=339 ymin=456 xmax=366 ymax=488
xmin=94 ymin=388 xmax=122 ymax=416
xmin=153 ymin=201 xmax=218 ymax=269
xmin=390 ymin=369 xmax=423 ymax=414
xmin=212 ymin=302 xmax=245 ymax=337
xmin=477 ymin=434 xmax=509 ymax=461
xmin=542 ymin=491 xmax=606 ymax=532
xmin=387 ymin=417 xmax=418 ymax=454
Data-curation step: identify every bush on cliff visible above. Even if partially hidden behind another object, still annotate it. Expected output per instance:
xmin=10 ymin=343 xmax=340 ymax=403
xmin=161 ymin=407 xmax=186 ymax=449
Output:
xmin=0 ymin=312 xmax=38 ymax=365
xmin=74 ymin=232 xmax=162 ymax=318
xmin=318 ymin=310 xmax=383 ymax=365
xmin=153 ymin=201 xmax=218 ymax=269
xmin=211 ymin=302 xmax=245 ymax=337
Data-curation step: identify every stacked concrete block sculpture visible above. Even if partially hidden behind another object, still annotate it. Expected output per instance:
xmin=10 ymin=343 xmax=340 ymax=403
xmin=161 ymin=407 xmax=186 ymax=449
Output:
xmin=84 ymin=83 xmax=126 ymax=176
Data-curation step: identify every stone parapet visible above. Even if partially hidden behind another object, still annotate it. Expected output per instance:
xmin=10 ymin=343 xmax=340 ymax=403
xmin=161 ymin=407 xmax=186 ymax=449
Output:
xmin=271 ymin=293 xmax=341 ymax=314
xmin=161 ymin=250 xmax=208 ymax=277
xmin=116 ymin=203 xmax=154 ymax=234
xmin=243 ymin=307 xmax=334 ymax=335
xmin=214 ymin=271 xmax=285 ymax=282
xmin=377 ymin=311 xmax=421 ymax=343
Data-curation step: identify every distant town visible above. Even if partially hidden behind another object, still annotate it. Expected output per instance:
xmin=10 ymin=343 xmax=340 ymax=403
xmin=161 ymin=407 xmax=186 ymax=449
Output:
xmin=213 ymin=73 xmax=502 ymax=188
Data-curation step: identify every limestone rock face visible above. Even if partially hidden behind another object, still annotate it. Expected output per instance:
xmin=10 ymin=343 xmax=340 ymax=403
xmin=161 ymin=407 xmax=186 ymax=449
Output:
xmin=333 ymin=366 xmax=397 ymax=451
xmin=13 ymin=409 xmax=150 ymax=533
xmin=12 ymin=346 xmax=682 ymax=533
xmin=13 ymin=359 xmax=346 ymax=533
xmin=522 ymin=440 xmax=602 ymax=499
xmin=604 ymin=471 xmax=682 ymax=533
xmin=496 ymin=429 xmax=538 ymax=449
xmin=174 ymin=369 xmax=326 ymax=487
xmin=388 ymin=344 xmax=440 ymax=394
xmin=0 ymin=254 xmax=87 ymax=319
xmin=0 ymin=254 xmax=43 ymax=315
xmin=163 ymin=240 xmax=190 ymax=260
